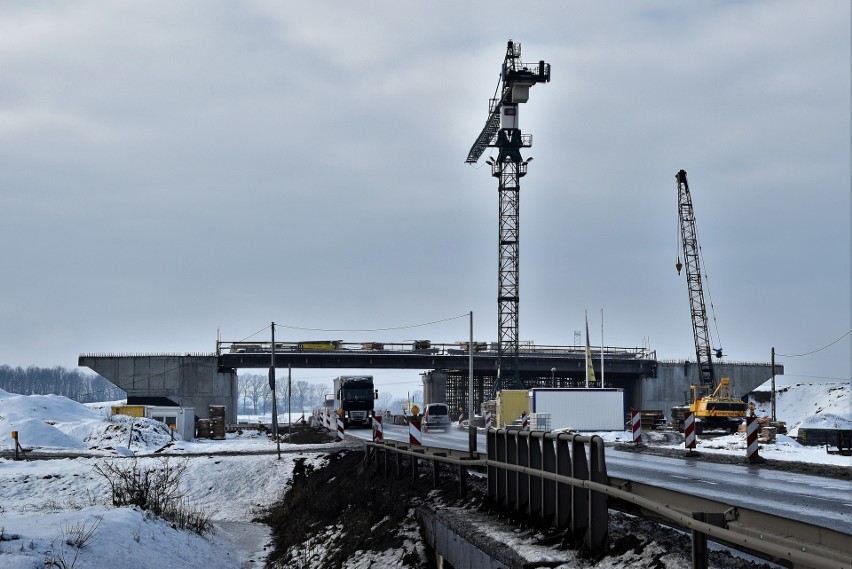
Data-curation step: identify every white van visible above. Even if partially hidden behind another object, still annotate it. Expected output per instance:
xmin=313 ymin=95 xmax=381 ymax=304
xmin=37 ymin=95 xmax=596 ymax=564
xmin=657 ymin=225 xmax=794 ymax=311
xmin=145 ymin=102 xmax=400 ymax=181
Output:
xmin=423 ymin=403 xmax=450 ymax=432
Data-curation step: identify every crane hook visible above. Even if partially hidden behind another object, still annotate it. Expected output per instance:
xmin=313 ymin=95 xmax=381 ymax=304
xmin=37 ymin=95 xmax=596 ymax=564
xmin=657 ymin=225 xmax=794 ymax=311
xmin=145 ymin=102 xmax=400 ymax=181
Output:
xmin=676 ymin=257 xmax=683 ymax=275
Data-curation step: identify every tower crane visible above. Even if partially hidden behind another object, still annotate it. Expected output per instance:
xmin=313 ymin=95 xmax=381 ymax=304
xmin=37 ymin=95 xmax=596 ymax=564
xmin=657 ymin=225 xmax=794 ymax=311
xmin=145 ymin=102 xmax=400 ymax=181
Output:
xmin=671 ymin=169 xmax=746 ymax=433
xmin=466 ymin=40 xmax=550 ymax=392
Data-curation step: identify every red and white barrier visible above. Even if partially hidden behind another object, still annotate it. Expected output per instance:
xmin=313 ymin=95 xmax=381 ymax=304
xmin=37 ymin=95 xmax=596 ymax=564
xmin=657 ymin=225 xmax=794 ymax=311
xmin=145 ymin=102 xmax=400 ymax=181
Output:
xmin=521 ymin=413 xmax=530 ymax=431
xmin=484 ymin=410 xmax=492 ymax=430
xmin=746 ymin=416 xmax=762 ymax=463
xmin=337 ymin=416 xmax=345 ymax=441
xmin=684 ymin=411 xmax=696 ymax=450
xmin=458 ymin=411 xmax=464 ymax=426
xmin=409 ymin=418 xmax=422 ymax=446
xmin=372 ymin=415 xmax=383 ymax=441
xmin=631 ymin=410 xmax=642 ymax=443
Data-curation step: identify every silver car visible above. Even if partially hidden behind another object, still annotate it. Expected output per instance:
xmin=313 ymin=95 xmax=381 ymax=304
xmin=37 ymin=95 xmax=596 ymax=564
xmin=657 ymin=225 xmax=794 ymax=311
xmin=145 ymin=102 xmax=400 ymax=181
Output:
xmin=423 ymin=403 xmax=450 ymax=432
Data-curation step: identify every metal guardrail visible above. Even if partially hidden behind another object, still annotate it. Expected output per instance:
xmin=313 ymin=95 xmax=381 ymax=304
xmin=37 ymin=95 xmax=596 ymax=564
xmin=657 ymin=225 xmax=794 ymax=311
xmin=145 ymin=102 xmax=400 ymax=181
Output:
xmin=219 ymin=340 xmax=656 ymax=359
xmin=365 ymin=429 xmax=851 ymax=569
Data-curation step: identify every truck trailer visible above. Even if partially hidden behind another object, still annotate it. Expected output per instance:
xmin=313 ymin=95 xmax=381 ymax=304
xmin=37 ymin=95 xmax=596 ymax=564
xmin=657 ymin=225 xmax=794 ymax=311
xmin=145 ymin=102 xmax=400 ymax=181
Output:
xmin=529 ymin=388 xmax=624 ymax=431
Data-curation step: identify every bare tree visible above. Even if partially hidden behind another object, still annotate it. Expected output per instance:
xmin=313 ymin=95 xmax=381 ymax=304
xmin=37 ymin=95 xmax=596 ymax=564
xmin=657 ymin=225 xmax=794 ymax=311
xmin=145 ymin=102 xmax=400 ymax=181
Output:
xmin=291 ymin=380 xmax=313 ymax=413
xmin=376 ymin=391 xmax=394 ymax=413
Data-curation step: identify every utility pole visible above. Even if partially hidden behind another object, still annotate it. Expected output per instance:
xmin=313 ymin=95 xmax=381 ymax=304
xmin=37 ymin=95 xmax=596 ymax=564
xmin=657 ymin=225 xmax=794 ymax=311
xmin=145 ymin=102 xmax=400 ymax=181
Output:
xmin=771 ymin=347 xmax=776 ymax=422
xmin=270 ymin=322 xmax=280 ymax=460
xmin=469 ymin=310 xmax=476 ymax=457
xmin=288 ymin=364 xmax=292 ymax=443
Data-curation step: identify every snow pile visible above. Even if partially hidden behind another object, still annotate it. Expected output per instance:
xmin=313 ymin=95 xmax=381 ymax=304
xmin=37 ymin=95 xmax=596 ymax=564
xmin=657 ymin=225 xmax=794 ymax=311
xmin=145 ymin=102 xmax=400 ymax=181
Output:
xmin=0 ymin=390 xmax=178 ymax=455
xmin=0 ymin=506 xmax=238 ymax=569
xmin=749 ymin=381 xmax=851 ymax=434
xmin=0 ymin=389 xmax=340 ymax=568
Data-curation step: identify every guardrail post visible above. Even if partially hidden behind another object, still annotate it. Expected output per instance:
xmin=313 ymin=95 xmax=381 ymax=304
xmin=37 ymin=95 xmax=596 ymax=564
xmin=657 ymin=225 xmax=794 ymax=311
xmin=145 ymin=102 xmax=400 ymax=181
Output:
xmin=542 ymin=435 xmax=557 ymax=527
xmin=496 ymin=430 xmax=508 ymax=509
xmin=570 ymin=437 xmax=590 ymax=545
xmin=529 ymin=433 xmax=543 ymax=522
xmin=555 ymin=435 xmax=572 ymax=529
xmin=517 ymin=432 xmax=530 ymax=516
xmin=586 ymin=435 xmax=608 ymax=551
xmin=506 ymin=430 xmax=518 ymax=512
xmin=691 ymin=512 xmax=708 ymax=569
xmin=487 ymin=428 xmax=498 ymax=504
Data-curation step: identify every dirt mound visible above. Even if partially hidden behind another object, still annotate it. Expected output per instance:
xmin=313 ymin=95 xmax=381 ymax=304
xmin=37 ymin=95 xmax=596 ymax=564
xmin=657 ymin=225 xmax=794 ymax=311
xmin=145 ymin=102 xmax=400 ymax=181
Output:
xmin=260 ymin=444 xmax=801 ymax=568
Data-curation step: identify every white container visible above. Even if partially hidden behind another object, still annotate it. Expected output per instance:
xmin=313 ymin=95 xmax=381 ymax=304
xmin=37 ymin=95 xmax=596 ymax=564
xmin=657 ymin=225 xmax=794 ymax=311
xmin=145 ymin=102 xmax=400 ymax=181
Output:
xmin=529 ymin=388 xmax=624 ymax=431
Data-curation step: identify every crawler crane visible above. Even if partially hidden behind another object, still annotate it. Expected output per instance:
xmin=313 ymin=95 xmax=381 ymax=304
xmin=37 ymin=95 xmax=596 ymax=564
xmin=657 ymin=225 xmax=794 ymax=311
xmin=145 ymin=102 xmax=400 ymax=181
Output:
xmin=670 ymin=170 xmax=746 ymax=433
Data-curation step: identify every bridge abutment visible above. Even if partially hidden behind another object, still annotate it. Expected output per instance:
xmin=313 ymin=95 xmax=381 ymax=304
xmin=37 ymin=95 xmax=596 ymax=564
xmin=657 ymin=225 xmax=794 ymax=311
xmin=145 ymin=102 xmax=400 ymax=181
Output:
xmin=78 ymin=354 xmax=238 ymax=424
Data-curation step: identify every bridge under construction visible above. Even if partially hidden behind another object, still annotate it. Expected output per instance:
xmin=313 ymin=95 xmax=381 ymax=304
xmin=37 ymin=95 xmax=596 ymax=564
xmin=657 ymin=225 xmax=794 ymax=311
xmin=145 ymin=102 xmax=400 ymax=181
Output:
xmin=79 ymin=339 xmax=781 ymax=425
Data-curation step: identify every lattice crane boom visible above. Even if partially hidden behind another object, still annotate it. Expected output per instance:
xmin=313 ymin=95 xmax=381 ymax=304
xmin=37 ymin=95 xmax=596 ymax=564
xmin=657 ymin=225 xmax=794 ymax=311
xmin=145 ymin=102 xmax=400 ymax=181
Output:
xmin=675 ymin=169 xmax=716 ymax=388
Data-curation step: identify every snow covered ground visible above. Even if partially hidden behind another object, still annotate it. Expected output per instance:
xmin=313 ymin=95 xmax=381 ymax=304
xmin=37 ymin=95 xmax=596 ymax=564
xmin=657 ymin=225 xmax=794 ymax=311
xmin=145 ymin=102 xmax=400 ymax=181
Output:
xmin=0 ymin=381 xmax=848 ymax=568
xmin=592 ymin=380 xmax=852 ymax=467
xmin=0 ymin=389 xmax=342 ymax=568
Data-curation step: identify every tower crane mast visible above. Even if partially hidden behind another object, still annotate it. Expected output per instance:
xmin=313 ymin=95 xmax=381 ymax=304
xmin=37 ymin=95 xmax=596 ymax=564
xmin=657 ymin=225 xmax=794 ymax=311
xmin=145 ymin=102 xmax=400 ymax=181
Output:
xmin=466 ymin=40 xmax=550 ymax=392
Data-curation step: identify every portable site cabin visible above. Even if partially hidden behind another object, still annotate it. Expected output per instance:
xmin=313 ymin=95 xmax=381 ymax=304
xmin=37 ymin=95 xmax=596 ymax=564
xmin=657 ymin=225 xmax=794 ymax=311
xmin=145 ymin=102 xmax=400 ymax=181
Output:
xmin=111 ymin=403 xmax=195 ymax=441
xmin=529 ymin=388 xmax=624 ymax=431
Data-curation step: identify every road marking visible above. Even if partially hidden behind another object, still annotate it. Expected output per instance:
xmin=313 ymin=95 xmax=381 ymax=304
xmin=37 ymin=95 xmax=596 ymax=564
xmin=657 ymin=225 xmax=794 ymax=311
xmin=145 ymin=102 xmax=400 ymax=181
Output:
xmin=671 ymin=475 xmax=718 ymax=485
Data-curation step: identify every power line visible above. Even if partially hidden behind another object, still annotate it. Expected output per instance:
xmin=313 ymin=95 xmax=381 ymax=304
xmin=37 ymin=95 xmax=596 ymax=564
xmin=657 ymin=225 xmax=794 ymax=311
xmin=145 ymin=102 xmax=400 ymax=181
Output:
xmin=272 ymin=313 xmax=470 ymax=333
xmin=239 ymin=324 xmax=272 ymax=343
xmin=776 ymin=330 xmax=851 ymax=358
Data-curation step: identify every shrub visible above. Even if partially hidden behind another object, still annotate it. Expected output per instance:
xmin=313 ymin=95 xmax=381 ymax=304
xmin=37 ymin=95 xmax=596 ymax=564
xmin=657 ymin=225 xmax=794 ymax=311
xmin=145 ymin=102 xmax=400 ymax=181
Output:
xmin=93 ymin=458 xmax=212 ymax=535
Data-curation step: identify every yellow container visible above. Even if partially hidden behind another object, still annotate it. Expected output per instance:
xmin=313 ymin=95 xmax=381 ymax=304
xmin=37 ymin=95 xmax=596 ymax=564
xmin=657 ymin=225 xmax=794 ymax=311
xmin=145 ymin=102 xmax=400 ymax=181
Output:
xmin=496 ymin=390 xmax=529 ymax=428
xmin=110 ymin=405 xmax=146 ymax=418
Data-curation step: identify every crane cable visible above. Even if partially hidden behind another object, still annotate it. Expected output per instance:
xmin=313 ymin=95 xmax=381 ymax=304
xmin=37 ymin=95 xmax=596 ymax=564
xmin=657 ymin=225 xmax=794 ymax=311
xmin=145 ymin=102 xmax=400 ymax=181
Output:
xmin=696 ymin=236 xmax=724 ymax=356
xmin=676 ymin=186 xmax=724 ymax=356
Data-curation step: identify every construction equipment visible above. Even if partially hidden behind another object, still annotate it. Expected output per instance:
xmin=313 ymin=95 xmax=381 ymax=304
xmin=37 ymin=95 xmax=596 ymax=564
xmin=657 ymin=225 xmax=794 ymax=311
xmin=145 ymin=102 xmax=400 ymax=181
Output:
xmin=466 ymin=40 xmax=550 ymax=393
xmin=670 ymin=170 xmax=746 ymax=433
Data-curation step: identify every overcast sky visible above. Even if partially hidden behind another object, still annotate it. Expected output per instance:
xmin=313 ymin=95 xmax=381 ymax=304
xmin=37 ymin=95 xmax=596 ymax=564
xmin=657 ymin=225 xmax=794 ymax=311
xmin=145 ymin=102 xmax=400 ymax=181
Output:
xmin=2 ymin=2 xmax=849 ymax=397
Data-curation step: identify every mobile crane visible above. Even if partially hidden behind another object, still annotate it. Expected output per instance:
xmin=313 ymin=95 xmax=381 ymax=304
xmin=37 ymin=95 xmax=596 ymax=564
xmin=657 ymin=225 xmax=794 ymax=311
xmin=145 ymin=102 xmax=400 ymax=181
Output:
xmin=670 ymin=170 xmax=746 ymax=433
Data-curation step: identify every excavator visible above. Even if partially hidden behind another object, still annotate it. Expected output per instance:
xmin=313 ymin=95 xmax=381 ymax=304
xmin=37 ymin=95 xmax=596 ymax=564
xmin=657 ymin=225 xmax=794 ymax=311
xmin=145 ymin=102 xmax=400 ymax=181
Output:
xmin=670 ymin=170 xmax=746 ymax=434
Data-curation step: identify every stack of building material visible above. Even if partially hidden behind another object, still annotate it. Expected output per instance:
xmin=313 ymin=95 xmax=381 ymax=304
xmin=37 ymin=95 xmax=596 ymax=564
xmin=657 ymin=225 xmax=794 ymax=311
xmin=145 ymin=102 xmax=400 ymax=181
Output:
xmin=196 ymin=419 xmax=212 ymax=439
xmin=209 ymin=405 xmax=226 ymax=440
xmin=738 ymin=416 xmax=783 ymax=442
xmin=626 ymin=410 xmax=665 ymax=431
